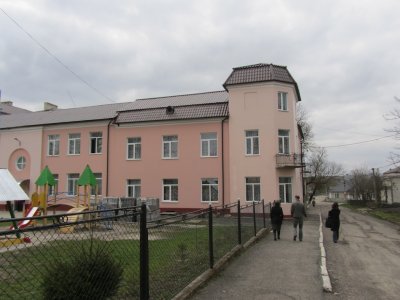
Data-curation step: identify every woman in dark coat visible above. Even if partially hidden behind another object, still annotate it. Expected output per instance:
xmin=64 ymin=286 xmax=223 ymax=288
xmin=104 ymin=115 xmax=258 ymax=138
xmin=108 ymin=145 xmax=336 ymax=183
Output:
xmin=328 ymin=202 xmax=341 ymax=243
xmin=270 ymin=201 xmax=284 ymax=241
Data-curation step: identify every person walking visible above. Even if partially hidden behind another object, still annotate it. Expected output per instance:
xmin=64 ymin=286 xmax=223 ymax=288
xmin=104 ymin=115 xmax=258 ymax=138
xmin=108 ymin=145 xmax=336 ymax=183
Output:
xmin=291 ymin=195 xmax=307 ymax=241
xmin=270 ymin=201 xmax=284 ymax=241
xmin=328 ymin=202 xmax=341 ymax=243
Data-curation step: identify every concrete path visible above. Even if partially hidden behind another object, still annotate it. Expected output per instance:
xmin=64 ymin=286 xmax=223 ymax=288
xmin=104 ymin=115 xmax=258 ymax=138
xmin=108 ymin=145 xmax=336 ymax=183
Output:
xmin=190 ymin=204 xmax=326 ymax=299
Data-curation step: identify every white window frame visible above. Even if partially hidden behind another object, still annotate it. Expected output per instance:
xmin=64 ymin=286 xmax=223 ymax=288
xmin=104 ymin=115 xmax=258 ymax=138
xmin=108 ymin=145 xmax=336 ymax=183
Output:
xmin=201 ymin=133 xmax=218 ymax=157
xmin=127 ymin=137 xmax=141 ymax=160
xmin=90 ymin=173 xmax=102 ymax=196
xmin=278 ymin=129 xmax=290 ymax=155
xmin=245 ymin=130 xmax=259 ymax=155
xmin=127 ymin=179 xmax=141 ymax=198
xmin=246 ymin=177 xmax=261 ymax=202
xmin=90 ymin=132 xmax=102 ymax=154
xmin=67 ymin=173 xmax=79 ymax=196
xmin=279 ymin=177 xmax=292 ymax=203
xmin=162 ymin=135 xmax=178 ymax=159
xmin=48 ymin=174 xmax=58 ymax=196
xmin=48 ymin=134 xmax=60 ymax=156
xmin=201 ymin=178 xmax=219 ymax=202
xmin=68 ymin=133 xmax=81 ymax=155
xmin=16 ymin=156 xmax=26 ymax=170
xmin=278 ymin=92 xmax=288 ymax=111
xmin=163 ymin=179 xmax=178 ymax=202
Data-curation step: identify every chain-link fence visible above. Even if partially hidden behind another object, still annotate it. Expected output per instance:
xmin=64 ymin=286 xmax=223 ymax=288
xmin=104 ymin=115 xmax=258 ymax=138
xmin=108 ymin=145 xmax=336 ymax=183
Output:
xmin=0 ymin=200 xmax=271 ymax=299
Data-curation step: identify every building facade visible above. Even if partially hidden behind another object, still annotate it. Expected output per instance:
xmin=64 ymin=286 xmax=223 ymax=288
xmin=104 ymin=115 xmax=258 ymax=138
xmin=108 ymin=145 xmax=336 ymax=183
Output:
xmin=0 ymin=63 xmax=304 ymax=215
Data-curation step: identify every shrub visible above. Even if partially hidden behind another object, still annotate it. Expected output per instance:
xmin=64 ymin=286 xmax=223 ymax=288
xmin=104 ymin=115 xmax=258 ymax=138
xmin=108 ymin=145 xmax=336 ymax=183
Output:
xmin=42 ymin=241 xmax=123 ymax=300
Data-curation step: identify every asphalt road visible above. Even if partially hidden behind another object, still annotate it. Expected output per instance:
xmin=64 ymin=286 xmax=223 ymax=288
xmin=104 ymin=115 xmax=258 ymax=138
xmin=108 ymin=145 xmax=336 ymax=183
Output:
xmin=320 ymin=202 xmax=400 ymax=300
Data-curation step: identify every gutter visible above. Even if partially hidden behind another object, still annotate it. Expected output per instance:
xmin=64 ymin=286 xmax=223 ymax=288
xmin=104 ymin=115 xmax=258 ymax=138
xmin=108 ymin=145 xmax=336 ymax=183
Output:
xmin=106 ymin=117 xmax=116 ymax=196
xmin=221 ymin=116 xmax=229 ymax=207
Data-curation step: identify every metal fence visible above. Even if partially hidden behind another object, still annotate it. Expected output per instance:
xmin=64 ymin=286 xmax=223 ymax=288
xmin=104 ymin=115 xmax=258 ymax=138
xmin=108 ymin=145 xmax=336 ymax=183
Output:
xmin=0 ymin=200 xmax=271 ymax=299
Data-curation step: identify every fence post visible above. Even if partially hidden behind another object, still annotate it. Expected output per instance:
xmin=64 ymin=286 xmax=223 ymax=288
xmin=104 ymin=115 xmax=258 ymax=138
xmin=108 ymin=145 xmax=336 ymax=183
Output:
xmin=208 ymin=205 xmax=214 ymax=269
xmin=262 ymin=199 xmax=266 ymax=228
xmin=237 ymin=200 xmax=241 ymax=245
xmin=253 ymin=201 xmax=256 ymax=236
xmin=140 ymin=203 xmax=149 ymax=300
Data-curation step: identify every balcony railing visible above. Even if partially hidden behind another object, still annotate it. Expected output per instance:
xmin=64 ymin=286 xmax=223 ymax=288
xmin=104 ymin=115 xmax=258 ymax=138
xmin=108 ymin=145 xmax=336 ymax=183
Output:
xmin=276 ymin=153 xmax=304 ymax=168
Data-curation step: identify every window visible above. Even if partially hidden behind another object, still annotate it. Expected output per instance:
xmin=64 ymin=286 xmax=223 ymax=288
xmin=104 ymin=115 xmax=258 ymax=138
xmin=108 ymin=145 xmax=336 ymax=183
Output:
xmin=67 ymin=173 xmax=79 ymax=196
xmin=90 ymin=173 xmax=102 ymax=195
xmin=68 ymin=133 xmax=81 ymax=155
xmin=16 ymin=156 xmax=26 ymax=170
xmin=48 ymin=135 xmax=60 ymax=156
xmin=246 ymin=177 xmax=261 ymax=202
xmin=127 ymin=137 xmax=141 ymax=160
xmin=163 ymin=135 xmax=178 ymax=159
xmin=90 ymin=132 xmax=102 ymax=154
xmin=127 ymin=179 xmax=141 ymax=198
xmin=245 ymin=130 xmax=259 ymax=155
xmin=279 ymin=177 xmax=292 ymax=203
xmin=201 ymin=133 xmax=217 ymax=157
xmin=278 ymin=130 xmax=290 ymax=154
xmin=278 ymin=92 xmax=288 ymax=111
xmin=201 ymin=178 xmax=218 ymax=202
xmin=48 ymin=174 xmax=58 ymax=196
xmin=163 ymin=179 xmax=178 ymax=201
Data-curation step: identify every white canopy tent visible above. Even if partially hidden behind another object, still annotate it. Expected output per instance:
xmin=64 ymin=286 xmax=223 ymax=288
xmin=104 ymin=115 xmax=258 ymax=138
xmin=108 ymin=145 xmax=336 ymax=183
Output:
xmin=0 ymin=169 xmax=29 ymax=237
xmin=0 ymin=169 xmax=29 ymax=203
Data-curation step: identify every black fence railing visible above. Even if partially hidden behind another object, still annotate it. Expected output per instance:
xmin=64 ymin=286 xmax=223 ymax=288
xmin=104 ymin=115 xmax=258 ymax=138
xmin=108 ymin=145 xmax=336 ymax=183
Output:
xmin=0 ymin=200 xmax=271 ymax=299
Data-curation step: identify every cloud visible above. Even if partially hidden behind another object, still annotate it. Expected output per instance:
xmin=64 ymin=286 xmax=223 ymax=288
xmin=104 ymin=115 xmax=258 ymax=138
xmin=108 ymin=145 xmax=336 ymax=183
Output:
xmin=1 ymin=0 xmax=400 ymax=170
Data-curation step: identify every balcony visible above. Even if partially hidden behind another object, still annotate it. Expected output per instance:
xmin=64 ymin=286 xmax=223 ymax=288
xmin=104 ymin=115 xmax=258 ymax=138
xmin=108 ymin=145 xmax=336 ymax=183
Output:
xmin=276 ymin=153 xmax=304 ymax=168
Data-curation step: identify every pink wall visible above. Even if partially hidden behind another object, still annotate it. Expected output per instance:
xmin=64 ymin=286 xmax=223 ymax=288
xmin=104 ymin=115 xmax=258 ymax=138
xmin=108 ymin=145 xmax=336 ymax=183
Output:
xmin=108 ymin=120 xmax=229 ymax=210
xmin=42 ymin=122 xmax=109 ymax=195
xmin=227 ymin=83 xmax=302 ymax=215
xmin=0 ymin=128 xmax=42 ymax=195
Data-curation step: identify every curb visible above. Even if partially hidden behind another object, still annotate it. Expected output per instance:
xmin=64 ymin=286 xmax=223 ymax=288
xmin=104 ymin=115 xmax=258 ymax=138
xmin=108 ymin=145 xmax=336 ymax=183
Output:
xmin=319 ymin=213 xmax=332 ymax=293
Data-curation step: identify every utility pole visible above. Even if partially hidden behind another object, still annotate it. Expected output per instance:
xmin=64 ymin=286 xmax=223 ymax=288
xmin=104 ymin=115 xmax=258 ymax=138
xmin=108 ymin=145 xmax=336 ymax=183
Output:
xmin=372 ymin=168 xmax=378 ymax=203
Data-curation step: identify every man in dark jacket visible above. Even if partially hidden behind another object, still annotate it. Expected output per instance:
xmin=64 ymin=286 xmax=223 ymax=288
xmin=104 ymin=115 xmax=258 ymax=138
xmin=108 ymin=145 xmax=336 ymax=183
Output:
xmin=291 ymin=195 xmax=307 ymax=241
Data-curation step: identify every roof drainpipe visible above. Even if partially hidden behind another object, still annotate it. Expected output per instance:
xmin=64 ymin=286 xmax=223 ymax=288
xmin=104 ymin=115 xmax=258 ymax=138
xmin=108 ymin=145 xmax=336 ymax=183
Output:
xmin=221 ymin=116 xmax=229 ymax=208
xmin=106 ymin=117 xmax=115 ymax=196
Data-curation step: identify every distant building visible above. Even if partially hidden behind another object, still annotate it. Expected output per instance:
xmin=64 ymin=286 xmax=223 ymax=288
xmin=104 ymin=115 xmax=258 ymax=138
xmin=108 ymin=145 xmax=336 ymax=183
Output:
xmin=328 ymin=175 xmax=354 ymax=201
xmin=381 ymin=167 xmax=400 ymax=204
xmin=0 ymin=63 xmax=304 ymax=215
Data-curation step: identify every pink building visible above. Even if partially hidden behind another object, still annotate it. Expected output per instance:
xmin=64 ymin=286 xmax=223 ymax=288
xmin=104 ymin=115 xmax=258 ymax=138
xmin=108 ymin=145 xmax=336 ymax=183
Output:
xmin=0 ymin=64 xmax=304 ymax=215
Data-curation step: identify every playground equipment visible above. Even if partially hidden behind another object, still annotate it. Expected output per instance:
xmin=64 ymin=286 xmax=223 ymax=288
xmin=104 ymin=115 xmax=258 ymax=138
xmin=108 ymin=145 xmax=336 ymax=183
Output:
xmin=9 ymin=206 xmax=40 ymax=230
xmin=59 ymin=165 xmax=98 ymax=234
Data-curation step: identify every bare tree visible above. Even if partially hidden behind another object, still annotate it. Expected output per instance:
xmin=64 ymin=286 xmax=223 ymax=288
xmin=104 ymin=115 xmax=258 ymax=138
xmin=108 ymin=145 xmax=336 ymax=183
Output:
xmin=349 ymin=167 xmax=383 ymax=202
xmin=296 ymin=103 xmax=314 ymax=152
xmin=384 ymin=96 xmax=400 ymax=165
xmin=305 ymin=148 xmax=343 ymax=203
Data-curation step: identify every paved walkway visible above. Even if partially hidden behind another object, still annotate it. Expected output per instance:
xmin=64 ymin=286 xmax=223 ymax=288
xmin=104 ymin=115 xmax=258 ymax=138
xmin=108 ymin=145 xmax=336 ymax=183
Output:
xmin=189 ymin=204 xmax=326 ymax=300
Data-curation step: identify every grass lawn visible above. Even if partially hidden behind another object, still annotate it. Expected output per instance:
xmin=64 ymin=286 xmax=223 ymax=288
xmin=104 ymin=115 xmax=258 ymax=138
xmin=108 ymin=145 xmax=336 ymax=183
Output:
xmin=342 ymin=203 xmax=400 ymax=225
xmin=0 ymin=221 xmax=248 ymax=300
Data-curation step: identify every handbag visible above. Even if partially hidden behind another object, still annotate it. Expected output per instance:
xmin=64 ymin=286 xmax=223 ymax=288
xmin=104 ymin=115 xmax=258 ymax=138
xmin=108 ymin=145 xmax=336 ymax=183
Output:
xmin=325 ymin=216 xmax=333 ymax=228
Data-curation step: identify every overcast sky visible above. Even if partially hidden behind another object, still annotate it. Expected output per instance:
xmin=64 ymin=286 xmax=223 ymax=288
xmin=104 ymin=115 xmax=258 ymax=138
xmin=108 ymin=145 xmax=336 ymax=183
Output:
xmin=1 ymin=0 xmax=400 ymax=173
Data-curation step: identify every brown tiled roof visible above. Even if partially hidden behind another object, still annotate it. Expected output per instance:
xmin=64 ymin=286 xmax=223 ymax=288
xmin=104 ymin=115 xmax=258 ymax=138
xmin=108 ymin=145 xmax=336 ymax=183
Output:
xmin=0 ymin=91 xmax=228 ymax=129
xmin=116 ymin=102 xmax=229 ymax=124
xmin=121 ymin=91 xmax=228 ymax=111
xmin=223 ymin=63 xmax=301 ymax=101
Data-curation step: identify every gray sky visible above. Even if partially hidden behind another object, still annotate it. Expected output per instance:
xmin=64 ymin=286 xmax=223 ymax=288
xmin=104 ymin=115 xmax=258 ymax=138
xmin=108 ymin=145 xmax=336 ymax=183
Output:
xmin=1 ymin=0 xmax=399 ymax=173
